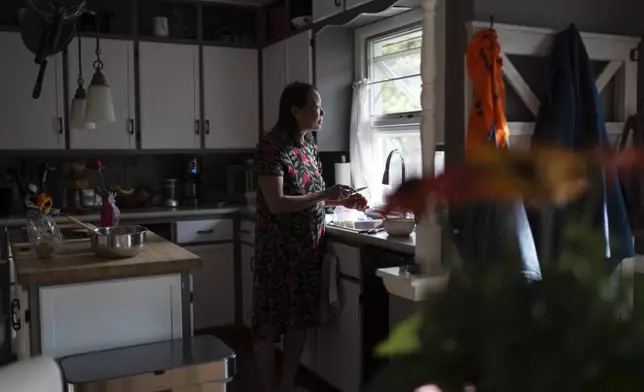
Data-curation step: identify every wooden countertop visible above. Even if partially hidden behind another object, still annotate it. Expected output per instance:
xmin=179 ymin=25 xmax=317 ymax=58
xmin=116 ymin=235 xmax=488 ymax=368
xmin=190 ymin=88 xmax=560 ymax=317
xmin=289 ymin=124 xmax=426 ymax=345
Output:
xmin=12 ymin=231 xmax=202 ymax=286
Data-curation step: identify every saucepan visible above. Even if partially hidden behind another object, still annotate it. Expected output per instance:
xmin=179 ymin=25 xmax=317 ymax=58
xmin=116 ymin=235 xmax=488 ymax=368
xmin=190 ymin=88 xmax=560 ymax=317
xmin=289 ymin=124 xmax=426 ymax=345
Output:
xmin=66 ymin=216 xmax=148 ymax=258
xmin=91 ymin=225 xmax=148 ymax=259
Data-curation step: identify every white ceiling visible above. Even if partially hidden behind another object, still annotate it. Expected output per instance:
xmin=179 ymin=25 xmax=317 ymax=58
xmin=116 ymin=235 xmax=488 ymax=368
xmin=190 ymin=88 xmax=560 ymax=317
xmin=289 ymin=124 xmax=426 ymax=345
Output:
xmin=199 ymin=0 xmax=276 ymax=5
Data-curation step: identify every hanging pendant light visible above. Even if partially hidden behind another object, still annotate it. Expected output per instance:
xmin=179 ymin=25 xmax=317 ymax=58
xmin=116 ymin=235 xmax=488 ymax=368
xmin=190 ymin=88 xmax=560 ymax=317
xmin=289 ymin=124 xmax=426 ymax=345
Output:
xmin=70 ymin=28 xmax=95 ymax=130
xmin=85 ymin=0 xmax=115 ymax=124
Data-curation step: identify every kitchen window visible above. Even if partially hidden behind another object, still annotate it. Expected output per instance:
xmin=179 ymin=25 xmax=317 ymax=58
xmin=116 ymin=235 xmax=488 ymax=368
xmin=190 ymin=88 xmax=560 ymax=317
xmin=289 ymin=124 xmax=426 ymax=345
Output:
xmin=363 ymin=21 xmax=425 ymax=201
xmin=367 ymin=26 xmax=423 ymax=128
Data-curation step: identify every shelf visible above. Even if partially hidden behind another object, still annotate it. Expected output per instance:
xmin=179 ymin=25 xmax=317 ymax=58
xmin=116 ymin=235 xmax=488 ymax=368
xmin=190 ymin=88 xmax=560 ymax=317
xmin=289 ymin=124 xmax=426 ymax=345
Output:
xmin=202 ymin=2 xmax=258 ymax=47
xmin=139 ymin=35 xmax=200 ymax=46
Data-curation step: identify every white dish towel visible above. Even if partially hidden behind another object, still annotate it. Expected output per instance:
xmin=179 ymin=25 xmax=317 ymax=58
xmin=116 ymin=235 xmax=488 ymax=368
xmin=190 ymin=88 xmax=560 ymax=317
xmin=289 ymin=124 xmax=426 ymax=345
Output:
xmin=319 ymin=253 xmax=342 ymax=324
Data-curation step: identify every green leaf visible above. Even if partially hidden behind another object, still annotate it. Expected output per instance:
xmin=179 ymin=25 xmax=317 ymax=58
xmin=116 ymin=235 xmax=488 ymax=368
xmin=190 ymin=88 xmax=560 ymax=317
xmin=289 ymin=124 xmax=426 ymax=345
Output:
xmin=375 ymin=314 xmax=423 ymax=357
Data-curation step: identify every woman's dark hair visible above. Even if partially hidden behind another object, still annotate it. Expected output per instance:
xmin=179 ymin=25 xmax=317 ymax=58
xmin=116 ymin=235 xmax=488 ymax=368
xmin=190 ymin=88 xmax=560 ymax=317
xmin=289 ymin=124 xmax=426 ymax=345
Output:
xmin=272 ymin=81 xmax=317 ymax=146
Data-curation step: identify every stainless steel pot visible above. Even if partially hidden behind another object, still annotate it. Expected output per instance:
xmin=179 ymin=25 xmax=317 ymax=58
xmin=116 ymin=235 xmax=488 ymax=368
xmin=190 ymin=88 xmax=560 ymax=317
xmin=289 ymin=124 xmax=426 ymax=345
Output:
xmin=91 ymin=225 xmax=147 ymax=259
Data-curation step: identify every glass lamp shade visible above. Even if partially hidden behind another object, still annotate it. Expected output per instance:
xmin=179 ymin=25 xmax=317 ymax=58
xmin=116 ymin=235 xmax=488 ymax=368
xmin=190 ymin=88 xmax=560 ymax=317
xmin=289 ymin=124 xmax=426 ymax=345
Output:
xmin=70 ymin=87 xmax=95 ymax=130
xmin=85 ymin=69 xmax=116 ymax=123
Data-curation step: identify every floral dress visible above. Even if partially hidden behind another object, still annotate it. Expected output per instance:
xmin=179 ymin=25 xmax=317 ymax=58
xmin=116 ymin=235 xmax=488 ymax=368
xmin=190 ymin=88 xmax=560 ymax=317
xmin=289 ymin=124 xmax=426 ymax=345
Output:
xmin=252 ymin=132 xmax=326 ymax=339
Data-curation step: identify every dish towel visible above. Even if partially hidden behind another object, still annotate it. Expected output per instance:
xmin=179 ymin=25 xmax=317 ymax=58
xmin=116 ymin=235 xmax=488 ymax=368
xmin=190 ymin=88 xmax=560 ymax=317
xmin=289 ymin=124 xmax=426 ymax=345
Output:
xmin=319 ymin=253 xmax=342 ymax=324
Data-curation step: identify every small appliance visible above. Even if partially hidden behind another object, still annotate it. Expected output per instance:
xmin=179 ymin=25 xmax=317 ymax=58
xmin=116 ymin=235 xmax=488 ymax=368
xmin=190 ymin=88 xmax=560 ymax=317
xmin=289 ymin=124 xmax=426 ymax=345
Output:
xmin=227 ymin=159 xmax=256 ymax=203
xmin=184 ymin=157 xmax=201 ymax=206
xmin=163 ymin=179 xmax=179 ymax=207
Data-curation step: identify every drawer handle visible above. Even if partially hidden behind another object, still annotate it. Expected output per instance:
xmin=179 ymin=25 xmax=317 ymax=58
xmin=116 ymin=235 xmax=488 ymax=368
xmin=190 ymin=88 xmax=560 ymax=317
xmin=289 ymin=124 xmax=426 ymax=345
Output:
xmin=241 ymin=229 xmax=252 ymax=234
xmin=250 ymin=256 xmax=255 ymax=271
xmin=334 ymin=0 xmax=341 ymax=6
xmin=196 ymin=229 xmax=214 ymax=234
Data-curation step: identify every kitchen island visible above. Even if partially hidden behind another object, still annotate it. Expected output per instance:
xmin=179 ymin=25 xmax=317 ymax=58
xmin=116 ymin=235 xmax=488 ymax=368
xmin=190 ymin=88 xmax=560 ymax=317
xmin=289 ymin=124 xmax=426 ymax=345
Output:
xmin=9 ymin=229 xmax=200 ymax=359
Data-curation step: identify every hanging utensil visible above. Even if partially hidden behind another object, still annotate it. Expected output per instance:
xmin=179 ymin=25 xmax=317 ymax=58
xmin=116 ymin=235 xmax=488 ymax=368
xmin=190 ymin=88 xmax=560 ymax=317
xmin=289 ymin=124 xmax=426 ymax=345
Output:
xmin=20 ymin=0 xmax=86 ymax=99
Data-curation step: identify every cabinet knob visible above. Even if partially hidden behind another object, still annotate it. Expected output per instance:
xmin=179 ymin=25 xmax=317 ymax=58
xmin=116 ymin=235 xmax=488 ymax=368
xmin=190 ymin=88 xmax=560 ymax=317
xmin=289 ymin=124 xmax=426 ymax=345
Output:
xmin=205 ymin=119 xmax=210 ymax=135
xmin=57 ymin=117 xmax=63 ymax=134
xmin=250 ymin=256 xmax=255 ymax=272
xmin=129 ymin=119 xmax=135 ymax=135
xmin=334 ymin=0 xmax=341 ymax=6
xmin=195 ymin=120 xmax=201 ymax=135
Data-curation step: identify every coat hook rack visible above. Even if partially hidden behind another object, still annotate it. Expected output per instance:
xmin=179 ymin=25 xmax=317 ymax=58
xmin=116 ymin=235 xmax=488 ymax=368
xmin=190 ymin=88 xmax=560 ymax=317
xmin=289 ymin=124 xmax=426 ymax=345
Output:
xmin=489 ymin=15 xmax=495 ymax=29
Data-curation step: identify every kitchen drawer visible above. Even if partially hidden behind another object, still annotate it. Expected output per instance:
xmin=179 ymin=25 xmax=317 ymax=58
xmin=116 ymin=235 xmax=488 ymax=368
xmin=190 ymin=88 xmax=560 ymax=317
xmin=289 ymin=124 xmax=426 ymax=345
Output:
xmin=329 ymin=242 xmax=360 ymax=279
xmin=176 ymin=219 xmax=233 ymax=244
xmin=239 ymin=220 xmax=255 ymax=244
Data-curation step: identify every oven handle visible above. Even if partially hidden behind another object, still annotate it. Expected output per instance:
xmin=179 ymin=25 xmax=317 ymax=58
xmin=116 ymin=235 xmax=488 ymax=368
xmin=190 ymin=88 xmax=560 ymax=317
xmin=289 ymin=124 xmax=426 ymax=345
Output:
xmin=11 ymin=299 xmax=21 ymax=331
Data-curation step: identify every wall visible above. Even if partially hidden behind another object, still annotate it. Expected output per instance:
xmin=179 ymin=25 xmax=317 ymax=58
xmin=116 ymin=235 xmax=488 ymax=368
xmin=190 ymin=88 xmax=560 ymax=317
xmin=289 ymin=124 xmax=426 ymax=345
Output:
xmin=315 ymin=26 xmax=354 ymax=153
xmin=444 ymin=0 xmax=642 ymax=165
xmin=475 ymin=0 xmax=641 ymax=36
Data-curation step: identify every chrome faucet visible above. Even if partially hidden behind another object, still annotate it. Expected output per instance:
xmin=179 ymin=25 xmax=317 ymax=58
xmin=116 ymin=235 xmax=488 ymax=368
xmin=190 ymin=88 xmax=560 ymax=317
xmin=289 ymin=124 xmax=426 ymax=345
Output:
xmin=382 ymin=149 xmax=406 ymax=185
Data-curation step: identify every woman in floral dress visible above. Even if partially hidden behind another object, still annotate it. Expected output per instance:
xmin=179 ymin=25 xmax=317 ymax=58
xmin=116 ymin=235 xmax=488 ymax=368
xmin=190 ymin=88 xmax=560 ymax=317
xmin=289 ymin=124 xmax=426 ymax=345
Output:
xmin=253 ymin=82 xmax=357 ymax=392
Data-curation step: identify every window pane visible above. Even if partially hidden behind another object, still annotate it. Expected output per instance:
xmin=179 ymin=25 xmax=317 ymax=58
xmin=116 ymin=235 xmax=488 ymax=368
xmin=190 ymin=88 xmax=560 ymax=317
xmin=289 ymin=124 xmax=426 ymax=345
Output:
xmin=370 ymin=75 xmax=421 ymax=116
xmin=375 ymin=132 xmax=423 ymax=203
xmin=368 ymin=28 xmax=422 ymax=116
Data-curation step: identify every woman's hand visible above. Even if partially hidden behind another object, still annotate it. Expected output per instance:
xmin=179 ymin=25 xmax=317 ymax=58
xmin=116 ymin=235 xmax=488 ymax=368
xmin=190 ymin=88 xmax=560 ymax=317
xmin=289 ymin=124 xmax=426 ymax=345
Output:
xmin=323 ymin=185 xmax=353 ymax=201
xmin=340 ymin=193 xmax=369 ymax=211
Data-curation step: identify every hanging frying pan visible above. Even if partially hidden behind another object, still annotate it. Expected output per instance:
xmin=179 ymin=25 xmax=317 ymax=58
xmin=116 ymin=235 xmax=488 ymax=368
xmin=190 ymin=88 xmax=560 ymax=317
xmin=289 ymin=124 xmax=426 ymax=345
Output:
xmin=20 ymin=0 xmax=85 ymax=99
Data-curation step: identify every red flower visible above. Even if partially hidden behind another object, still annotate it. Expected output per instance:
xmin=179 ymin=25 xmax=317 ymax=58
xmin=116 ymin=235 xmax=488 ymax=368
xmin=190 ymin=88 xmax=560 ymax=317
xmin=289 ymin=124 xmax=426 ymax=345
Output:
xmin=293 ymin=148 xmax=300 ymax=155
xmin=315 ymin=171 xmax=320 ymax=177
xmin=302 ymin=172 xmax=311 ymax=184
xmin=288 ymin=167 xmax=296 ymax=176
xmin=86 ymin=159 xmax=103 ymax=171
xmin=301 ymin=153 xmax=309 ymax=164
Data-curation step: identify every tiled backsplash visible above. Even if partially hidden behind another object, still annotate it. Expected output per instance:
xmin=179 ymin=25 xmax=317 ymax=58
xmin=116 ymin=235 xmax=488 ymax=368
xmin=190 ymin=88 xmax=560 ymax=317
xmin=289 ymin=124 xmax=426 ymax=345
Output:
xmin=0 ymin=152 xmax=253 ymax=208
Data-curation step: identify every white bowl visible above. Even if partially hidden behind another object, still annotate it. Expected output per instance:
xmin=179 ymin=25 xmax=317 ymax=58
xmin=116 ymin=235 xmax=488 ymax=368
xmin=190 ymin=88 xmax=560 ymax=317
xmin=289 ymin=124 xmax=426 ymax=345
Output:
xmin=383 ymin=218 xmax=416 ymax=237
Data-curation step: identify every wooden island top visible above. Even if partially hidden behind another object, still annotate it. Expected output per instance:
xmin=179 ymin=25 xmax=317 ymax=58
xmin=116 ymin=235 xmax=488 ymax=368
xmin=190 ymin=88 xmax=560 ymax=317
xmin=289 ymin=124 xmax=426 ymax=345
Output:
xmin=11 ymin=231 xmax=202 ymax=286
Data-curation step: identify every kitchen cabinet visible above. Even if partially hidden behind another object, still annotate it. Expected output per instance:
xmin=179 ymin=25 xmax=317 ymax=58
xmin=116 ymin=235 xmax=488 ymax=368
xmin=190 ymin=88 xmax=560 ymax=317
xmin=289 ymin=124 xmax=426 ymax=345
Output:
xmin=203 ymin=47 xmax=259 ymax=149
xmin=316 ymin=278 xmax=362 ymax=392
xmin=0 ymin=32 xmax=65 ymax=150
xmin=67 ymin=38 xmax=135 ymax=149
xmin=241 ymin=244 xmax=254 ymax=329
xmin=346 ymin=0 xmax=372 ymax=9
xmin=39 ymin=274 xmax=183 ymax=358
xmin=313 ymin=0 xmax=345 ymax=23
xmin=262 ymin=31 xmax=312 ymax=133
xmin=139 ymin=42 xmax=200 ymax=149
xmin=186 ymin=244 xmax=235 ymax=330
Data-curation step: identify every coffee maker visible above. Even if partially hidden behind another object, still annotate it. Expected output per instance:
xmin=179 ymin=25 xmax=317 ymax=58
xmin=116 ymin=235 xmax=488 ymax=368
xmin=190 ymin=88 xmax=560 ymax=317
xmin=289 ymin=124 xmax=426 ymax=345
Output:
xmin=184 ymin=157 xmax=201 ymax=206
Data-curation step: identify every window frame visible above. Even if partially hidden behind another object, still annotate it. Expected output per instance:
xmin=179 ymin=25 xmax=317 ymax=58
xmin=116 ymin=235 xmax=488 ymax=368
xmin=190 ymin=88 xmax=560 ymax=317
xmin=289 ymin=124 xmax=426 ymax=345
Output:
xmin=354 ymin=9 xmax=424 ymax=130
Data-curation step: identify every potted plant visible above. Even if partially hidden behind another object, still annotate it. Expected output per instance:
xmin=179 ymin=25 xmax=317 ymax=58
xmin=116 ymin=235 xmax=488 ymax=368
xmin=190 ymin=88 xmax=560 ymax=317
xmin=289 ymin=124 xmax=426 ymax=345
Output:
xmin=369 ymin=146 xmax=644 ymax=392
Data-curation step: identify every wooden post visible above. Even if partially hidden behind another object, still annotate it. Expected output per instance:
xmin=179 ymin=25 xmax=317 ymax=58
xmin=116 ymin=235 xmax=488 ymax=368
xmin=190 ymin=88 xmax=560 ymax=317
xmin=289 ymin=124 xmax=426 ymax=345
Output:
xmin=415 ymin=0 xmax=444 ymax=276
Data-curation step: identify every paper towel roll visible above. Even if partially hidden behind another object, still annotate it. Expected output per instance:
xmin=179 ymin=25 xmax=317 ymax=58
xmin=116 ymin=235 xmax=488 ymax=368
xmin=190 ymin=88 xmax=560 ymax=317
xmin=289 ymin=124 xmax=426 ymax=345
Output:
xmin=334 ymin=162 xmax=351 ymax=186
xmin=0 ymin=356 xmax=63 ymax=392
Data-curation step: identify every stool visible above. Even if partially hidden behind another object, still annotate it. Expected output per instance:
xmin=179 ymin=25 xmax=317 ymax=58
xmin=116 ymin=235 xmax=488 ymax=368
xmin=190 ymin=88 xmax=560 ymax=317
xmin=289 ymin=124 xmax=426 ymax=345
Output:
xmin=58 ymin=335 xmax=236 ymax=392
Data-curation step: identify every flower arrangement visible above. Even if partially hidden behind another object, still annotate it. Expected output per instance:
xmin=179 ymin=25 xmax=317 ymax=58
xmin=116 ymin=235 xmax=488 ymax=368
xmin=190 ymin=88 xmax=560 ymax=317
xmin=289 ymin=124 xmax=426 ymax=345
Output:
xmin=368 ymin=146 xmax=644 ymax=392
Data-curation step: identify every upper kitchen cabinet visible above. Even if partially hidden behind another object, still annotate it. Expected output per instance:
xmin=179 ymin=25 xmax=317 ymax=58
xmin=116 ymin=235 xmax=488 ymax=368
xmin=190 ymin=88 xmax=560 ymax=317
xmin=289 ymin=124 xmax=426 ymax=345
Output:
xmin=139 ymin=42 xmax=201 ymax=150
xmin=313 ymin=0 xmax=345 ymax=23
xmin=203 ymin=47 xmax=259 ymax=149
xmin=262 ymin=31 xmax=312 ymax=133
xmin=0 ymin=32 xmax=64 ymax=150
xmin=67 ymin=38 xmax=135 ymax=150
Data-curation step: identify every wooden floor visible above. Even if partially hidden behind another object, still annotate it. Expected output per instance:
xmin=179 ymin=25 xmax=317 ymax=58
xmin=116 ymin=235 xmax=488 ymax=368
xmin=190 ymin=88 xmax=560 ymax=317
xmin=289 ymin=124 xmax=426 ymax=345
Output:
xmin=197 ymin=326 xmax=340 ymax=392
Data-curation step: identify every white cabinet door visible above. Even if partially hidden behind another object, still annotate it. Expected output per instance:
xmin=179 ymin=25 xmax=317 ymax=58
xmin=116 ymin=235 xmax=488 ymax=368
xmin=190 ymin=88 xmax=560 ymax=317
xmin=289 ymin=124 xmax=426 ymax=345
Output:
xmin=241 ymin=244 xmax=254 ymax=329
xmin=346 ymin=0 xmax=371 ymax=10
xmin=285 ymin=31 xmax=313 ymax=85
xmin=313 ymin=0 xmax=345 ymax=23
xmin=203 ymin=47 xmax=259 ymax=149
xmin=139 ymin=42 xmax=200 ymax=149
xmin=187 ymin=244 xmax=235 ymax=330
xmin=39 ymin=274 xmax=183 ymax=358
xmin=67 ymin=38 xmax=135 ymax=149
xmin=0 ymin=32 xmax=64 ymax=150
xmin=316 ymin=279 xmax=362 ymax=392
xmin=262 ymin=41 xmax=286 ymax=134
